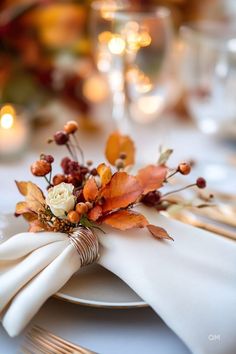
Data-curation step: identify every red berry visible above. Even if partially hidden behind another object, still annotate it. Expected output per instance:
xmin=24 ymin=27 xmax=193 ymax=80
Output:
xmin=54 ymin=131 xmax=69 ymax=145
xmin=90 ymin=168 xmax=98 ymax=176
xmin=74 ymin=188 xmax=85 ymax=202
xmin=141 ymin=191 xmax=161 ymax=206
xmin=41 ymin=154 xmax=54 ymax=163
xmin=61 ymin=157 xmax=71 ymax=174
xmin=196 ymin=177 xmax=206 ymax=189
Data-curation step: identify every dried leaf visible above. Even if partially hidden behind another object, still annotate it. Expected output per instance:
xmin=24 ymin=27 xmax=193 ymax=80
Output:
xmin=137 ymin=165 xmax=167 ymax=195
xmin=97 ymin=163 xmax=112 ymax=186
xmin=28 ymin=219 xmax=48 ymax=233
xmin=105 ymin=131 xmax=135 ymax=167
xmin=22 ymin=212 xmax=38 ymax=222
xmin=25 ymin=182 xmax=45 ymax=213
xmin=147 ymin=224 xmax=174 ymax=241
xmin=102 ymin=210 xmax=148 ymax=230
xmin=101 ymin=172 xmax=143 ymax=213
xmin=15 ymin=181 xmax=45 ymax=213
xmin=88 ymin=205 xmax=103 ymax=221
xmin=158 ymin=149 xmax=173 ymax=165
xmin=15 ymin=201 xmax=30 ymax=215
xmin=15 ymin=181 xmax=28 ymax=196
xmin=83 ymin=177 xmax=99 ymax=201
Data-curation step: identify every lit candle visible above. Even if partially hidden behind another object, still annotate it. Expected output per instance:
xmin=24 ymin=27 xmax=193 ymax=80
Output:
xmin=0 ymin=105 xmax=29 ymax=158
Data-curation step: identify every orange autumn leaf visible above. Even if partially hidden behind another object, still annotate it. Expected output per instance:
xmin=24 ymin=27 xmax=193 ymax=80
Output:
xmin=87 ymin=205 xmax=103 ymax=221
xmin=101 ymin=172 xmax=143 ymax=213
xmin=102 ymin=210 xmax=148 ymax=230
xmin=105 ymin=131 xmax=135 ymax=167
xmin=15 ymin=201 xmax=31 ymax=215
xmin=97 ymin=163 xmax=112 ymax=186
xmin=137 ymin=164 xmax=167 ymax=195
xmin=83 ymin=177 xmax=99 ymax=201
xmin=22 ymin=212 xmax=38 ymax=222
xmin=15 ymin=181 xmax=45 ymax=214
xmin=147 ymin=224 xmax=174 ymax=241
xmin=15 ymin=181 xmax=28 ymax=196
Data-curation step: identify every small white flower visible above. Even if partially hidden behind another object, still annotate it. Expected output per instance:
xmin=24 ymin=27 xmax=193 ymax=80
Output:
xmin=46 ymin=182 xmax=76 ymax=218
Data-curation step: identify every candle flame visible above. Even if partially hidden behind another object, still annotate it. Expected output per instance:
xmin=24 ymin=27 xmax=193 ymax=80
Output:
xmin=0 ymin=105 xmax=15 ymax=129
xmin=0 ymin=113 xmax=14 ymax=129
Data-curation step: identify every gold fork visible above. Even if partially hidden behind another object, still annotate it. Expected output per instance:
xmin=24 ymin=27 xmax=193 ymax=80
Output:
xmin=21 ymin=325 xmax=96 ymax=354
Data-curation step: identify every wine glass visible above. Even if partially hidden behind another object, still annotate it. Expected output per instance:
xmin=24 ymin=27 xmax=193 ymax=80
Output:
xmin=90 ymin=1 xmax=129 ymax=73
xmin=180 ymin=22 xmax=236 ymax=138
xmin=90 ymin=3 xmax=173 ymax=130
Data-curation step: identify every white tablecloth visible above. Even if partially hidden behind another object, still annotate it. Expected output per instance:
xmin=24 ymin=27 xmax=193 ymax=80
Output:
xmin=0 ymin=114 xmax=234 ymax=353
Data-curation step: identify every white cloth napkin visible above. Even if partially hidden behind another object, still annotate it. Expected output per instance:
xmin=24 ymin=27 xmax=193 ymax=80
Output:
xmin=0 ymin=207 xmax=236 ymax=354
xmin=99 ymin=207 xmax=236 ymax=354
xmin=0 ymin=232 xmax=80 ymax=337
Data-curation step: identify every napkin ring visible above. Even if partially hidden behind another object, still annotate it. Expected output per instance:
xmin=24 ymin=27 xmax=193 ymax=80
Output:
xmin=68 ymin=227 xmax=99 ymax=267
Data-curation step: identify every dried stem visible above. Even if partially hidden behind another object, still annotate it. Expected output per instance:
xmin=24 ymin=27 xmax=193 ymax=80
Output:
xmin=167 ymin=169 xmax=178 ymax=180
xmin=66 ymin=143 xmax=76 ymax=161
xmin=162 ymin=184 xmax=196 ymax=198
xmin=43 ymin=175 xmax=51 ymax=187
xmin=72 ymin=134 xmax=84 ymax=164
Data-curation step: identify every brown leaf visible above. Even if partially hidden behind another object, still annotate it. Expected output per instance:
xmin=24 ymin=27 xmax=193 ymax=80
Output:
xmin=28 ymin=219 xmax=48 ymax=233
xmin=15 ymin=201 xmax=30 ymax=215
xmin=147 ymin=224 xmax=174 ymax=241
xmin=102 ymin=210 xmax=148 ymax=230
xmin=105 ymin=131 xmax=135 ymax=167
xmin=83 ymin=177 xmax=99 ymax=202
xmin=15 ymin=181 xmax=28 ymax=196
xmin=25 ymin=182 xmax=45 ymax=213
xmin=15 ymin=181 xmax=45 ymax=213
xmin=22 ymin=212 xmax=38 ymax=222
xmin=97 ymin=163 xmax=112 ymax=186
xmin=87 ymin=205 xmax=103 ymax=221
xmin=101 ymin=172 xmax=143 ymax=213
xmin=137 ymin=165 xmax=167 ymax=195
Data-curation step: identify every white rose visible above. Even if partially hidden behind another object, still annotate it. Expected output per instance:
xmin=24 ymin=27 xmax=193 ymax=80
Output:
xmin=46 ymin=182 xmax=76 ymax=218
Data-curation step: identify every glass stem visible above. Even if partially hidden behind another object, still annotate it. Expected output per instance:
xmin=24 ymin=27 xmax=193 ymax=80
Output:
xmin=111 ymin=55 xmax=130 ymax=133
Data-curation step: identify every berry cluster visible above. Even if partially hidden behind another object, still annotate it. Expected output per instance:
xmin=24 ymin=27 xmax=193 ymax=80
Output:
xmin=141 ymin=162 xmax=207 ymax=209
xmin=31 ymin=120 xmax=95 ymax=190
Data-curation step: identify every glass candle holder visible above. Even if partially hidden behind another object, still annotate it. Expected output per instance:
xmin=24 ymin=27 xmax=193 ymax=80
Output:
xmin=0 ymin=104 xmax=30 ymax=159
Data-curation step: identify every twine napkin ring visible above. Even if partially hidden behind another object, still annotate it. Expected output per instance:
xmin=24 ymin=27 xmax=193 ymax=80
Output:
xmin=68 ymin=227 xmax=99 ymax=267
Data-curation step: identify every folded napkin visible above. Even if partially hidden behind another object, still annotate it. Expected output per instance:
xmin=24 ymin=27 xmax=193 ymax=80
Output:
xmin=1 ymin=206 xmax=236 ymax=354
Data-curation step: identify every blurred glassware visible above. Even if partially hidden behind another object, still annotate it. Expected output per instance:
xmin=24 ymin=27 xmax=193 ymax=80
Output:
xmin=90 ymin=0 xmax=129 ymax=74
xmin=0 ymin=104 xmax=30 ymax=159
xmin=90 ymin=2 xmax=174 ymax=130
xmin=180 ymin=22 xmax=236 ymax=138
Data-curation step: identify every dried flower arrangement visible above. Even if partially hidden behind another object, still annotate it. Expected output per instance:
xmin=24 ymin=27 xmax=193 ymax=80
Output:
xmin=15 ymin=121 xmax=207 ymax=241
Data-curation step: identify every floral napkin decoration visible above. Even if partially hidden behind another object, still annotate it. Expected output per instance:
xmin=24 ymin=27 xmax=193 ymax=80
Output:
xmin=15 ymin=121 xmax=207 ymax=240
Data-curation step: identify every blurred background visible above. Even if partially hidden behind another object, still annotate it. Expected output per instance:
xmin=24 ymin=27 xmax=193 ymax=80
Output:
xmin=0 ymin=0 xmax=236 ymax=160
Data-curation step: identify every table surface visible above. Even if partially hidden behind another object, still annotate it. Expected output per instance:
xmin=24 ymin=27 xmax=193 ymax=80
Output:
xmin=0 ymin=113 xmax=235 ymax=354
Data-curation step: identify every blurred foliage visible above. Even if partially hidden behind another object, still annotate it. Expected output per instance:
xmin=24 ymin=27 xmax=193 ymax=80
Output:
xmin=0 ymin=0 xmax=92 ymax=112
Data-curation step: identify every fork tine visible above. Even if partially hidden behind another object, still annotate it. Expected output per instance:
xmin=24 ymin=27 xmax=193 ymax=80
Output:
xmin=26 ymin=331 xmax=68 ymax=354
xmin=25 ymin=333 xmax=57 ymax=354
xmin=20 ymin=345 xmax=35 ymax=354
xmin=23 ymin=336 xmax=49 ymax=354
xmin=23 ymin=326 xmax=94 ymax=354
xmin=30 ymin=328 xmax=76 ymax=353
xmin=33 ymin=326 xmax=90 ymax=353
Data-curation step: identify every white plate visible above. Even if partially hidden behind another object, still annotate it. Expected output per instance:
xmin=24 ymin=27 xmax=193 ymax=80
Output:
xmin=0 ymin=214 xmax=146 ymax=309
